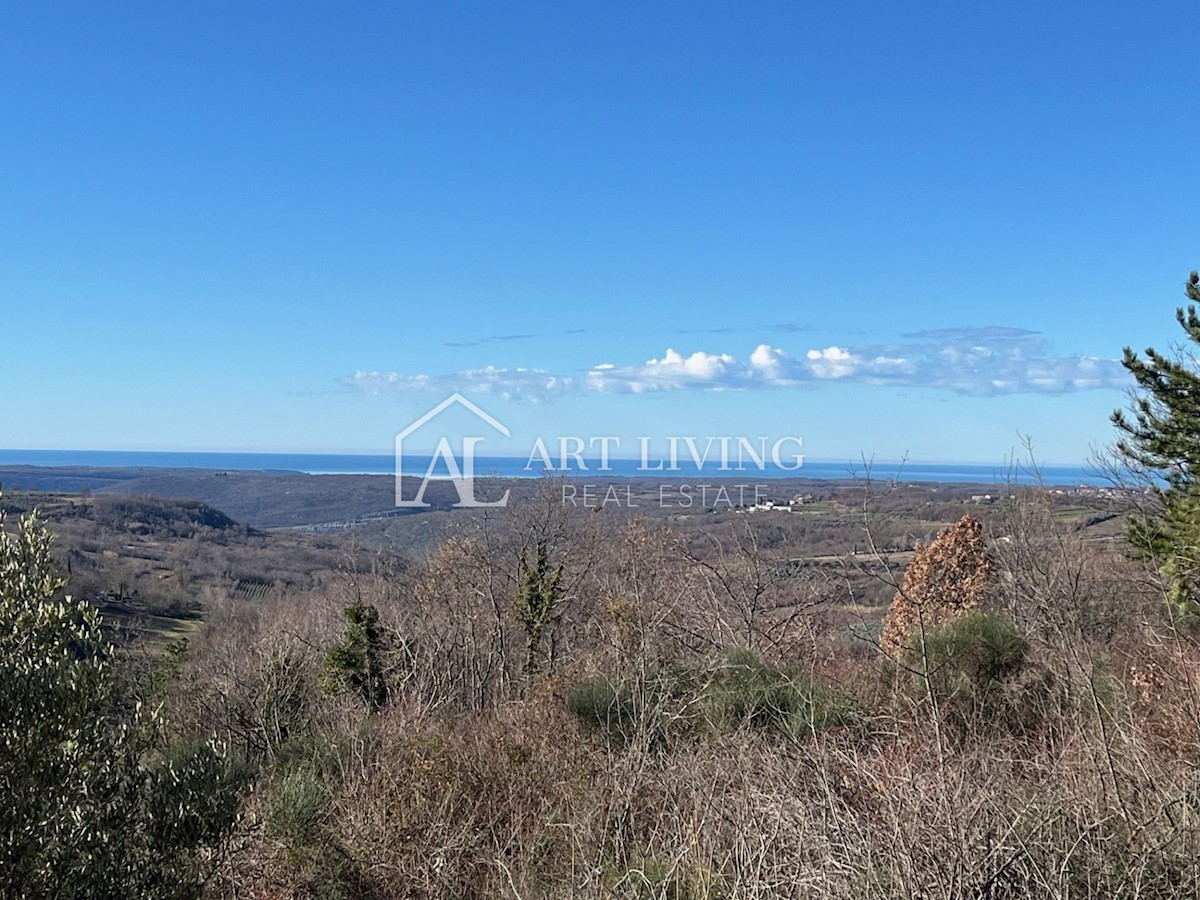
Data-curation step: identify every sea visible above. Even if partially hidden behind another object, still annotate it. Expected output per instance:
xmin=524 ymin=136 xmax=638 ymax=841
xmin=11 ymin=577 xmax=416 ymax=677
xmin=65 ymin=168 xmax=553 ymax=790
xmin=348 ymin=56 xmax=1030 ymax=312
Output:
xmin=0 ymin=449 xmax=1109 ymax=486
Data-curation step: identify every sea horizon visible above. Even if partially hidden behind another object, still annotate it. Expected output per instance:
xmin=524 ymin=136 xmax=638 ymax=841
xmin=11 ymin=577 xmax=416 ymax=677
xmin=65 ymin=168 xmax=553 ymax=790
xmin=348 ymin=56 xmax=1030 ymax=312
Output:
xmin=0 ymin=448 xmax=1110 ymax=486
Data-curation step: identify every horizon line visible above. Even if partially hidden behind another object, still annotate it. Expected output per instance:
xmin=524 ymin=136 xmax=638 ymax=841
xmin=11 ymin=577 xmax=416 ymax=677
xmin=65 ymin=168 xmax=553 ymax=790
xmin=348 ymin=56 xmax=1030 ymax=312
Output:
xmin=0 ymin=446 xmax=1095 ymax=469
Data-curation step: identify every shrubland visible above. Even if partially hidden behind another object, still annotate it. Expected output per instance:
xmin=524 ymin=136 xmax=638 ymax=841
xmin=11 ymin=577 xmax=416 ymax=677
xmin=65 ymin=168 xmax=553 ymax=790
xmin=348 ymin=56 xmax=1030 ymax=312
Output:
xmin=7 ymin=472 xmax=1200 ymax=898
xmin=5 ymin=475 xmax=1194 ymax=899
xmin=11 ymin=274 xmax=1200 ymax=898
xmin=119 ymin=480 xmax=1194 ymax=899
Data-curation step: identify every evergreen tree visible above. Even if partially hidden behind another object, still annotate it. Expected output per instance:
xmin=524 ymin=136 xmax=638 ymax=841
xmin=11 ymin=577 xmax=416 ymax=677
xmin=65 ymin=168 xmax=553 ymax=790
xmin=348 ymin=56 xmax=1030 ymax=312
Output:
xmin=321 ymin=598 xmax=390 ymax=711
xmin=1112 ymin=270 xmax=1200 ymax=616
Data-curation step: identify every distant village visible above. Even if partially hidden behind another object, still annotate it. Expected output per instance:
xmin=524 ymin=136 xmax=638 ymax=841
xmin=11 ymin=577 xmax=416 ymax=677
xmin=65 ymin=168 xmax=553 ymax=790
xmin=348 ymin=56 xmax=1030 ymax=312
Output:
xmin=736 ymin=493 xmax=818 ymax=513
xmin=736 ymin=483 xmax=1138 ymax=514
xmin=964 ymin=484 xmax=1138 ymax=505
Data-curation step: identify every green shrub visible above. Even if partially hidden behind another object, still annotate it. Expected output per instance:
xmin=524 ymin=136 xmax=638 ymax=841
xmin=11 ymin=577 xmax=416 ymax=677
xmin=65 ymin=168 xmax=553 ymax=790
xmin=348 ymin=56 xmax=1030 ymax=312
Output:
xmin=0 ymin=504 xmax=245 ymax=899
xmin=908 ymin=610 xmax=1049 ymax=738
xmin=565 ymin=674 xmax=680 ymax=750
xmin=705 ymin=647 xmax=852 ymax=738
xmin=567 ymin=649 xmax=852 ymax=749
xmin=609 ymin=853 xmax=726 ymax=900
xmin=268 ymin=763 xmax=332 ymax=845
xmin=567 ymin=678 xmax=637 ymax=742
xmin=321 ymin=598 xmax=391 ymax=711
xmin=917 ymin=610 xmax=1029 ymax=699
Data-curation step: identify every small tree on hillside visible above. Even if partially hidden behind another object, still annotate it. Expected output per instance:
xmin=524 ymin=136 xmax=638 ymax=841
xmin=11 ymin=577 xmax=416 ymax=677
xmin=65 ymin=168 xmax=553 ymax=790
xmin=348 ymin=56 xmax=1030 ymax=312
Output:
xmin=514 ymin=538 xmax=564 ymax=676
xmin=1111 ymin=270 xmax=1200 ymax=618
xmin=0 ymin=497 xmax=243 ymax=899
xmin=321 ymin=598 xmax=391 ymax=711
xmin=880 ymin=514 xmax=997 ymax=655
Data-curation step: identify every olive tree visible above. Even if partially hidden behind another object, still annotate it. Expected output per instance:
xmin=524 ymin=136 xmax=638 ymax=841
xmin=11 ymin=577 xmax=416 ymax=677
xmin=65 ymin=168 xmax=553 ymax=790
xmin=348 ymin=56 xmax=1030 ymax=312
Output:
xmin=0 ymin=499 xmax=243 ymax=899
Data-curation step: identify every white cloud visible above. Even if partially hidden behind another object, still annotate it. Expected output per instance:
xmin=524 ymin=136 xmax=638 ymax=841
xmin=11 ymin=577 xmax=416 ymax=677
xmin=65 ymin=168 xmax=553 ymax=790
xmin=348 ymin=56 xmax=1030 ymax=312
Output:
xmin=642 ymin=348 xmax=738 ymax=384
xmin=585 ymin=348 xmax=747 ymax=393
xmin=749 ymin=343 xmax=783 ymax=369
xmin=349 ymin=366 xmax=572 ymax=401
xmin=346 ymin=327 xmax=1131 ymax=400
xmin=805 ymin=346 xmax=857 ymax=379
xmin=748 ymin=343 xmax=796 ymax=381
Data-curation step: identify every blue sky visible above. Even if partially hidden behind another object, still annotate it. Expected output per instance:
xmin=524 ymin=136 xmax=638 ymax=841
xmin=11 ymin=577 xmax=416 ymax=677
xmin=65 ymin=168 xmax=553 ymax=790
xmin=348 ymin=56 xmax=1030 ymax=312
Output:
xmin=3 ymin=2 xmax=1198 ymax=464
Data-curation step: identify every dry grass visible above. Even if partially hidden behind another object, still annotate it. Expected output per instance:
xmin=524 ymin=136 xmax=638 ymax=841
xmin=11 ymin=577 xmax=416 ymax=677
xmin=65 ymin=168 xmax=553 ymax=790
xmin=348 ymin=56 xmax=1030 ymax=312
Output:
xmin=150 ymin=489 xmax=1200 ymax=899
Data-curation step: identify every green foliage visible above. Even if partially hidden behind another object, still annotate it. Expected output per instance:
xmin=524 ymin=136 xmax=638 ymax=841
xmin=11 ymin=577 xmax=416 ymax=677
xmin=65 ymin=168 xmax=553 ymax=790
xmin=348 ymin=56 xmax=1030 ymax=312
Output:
xmin=609 ymin=853 xmax=727 ymax=900
xmin=264 ymin=728 xmax=372 ymax=896
xmin=515 ymin=538 xmax=564 ymax=675
xmin=139 ymin=635 xmax=191 ymax=699
xmin=144 ymin=738 xmax=249 ymax=860
xmin=566 ymin=677 xmax=653 ymax=749
xmin=705 ymin=647 xmax=852 ymax=737
xmin=566 ymin=648 xmax=852 ymax=749
xmin=906 ymin=610 xmax=1048 ymax=739
xmin=321 ymin=597 xmax=390 ymax=711
xmin=915 ymin=610 xmax=1030 ymax=698
xmin=0 ymin=500 xmax=245 ymax=899
xmin=269 ymin=763 xmax=332 ymax=844
xmin=268 ymin=764 xmax=371 ymax=900
xmin=1112 ymin=270 xmax=1200 ymax=618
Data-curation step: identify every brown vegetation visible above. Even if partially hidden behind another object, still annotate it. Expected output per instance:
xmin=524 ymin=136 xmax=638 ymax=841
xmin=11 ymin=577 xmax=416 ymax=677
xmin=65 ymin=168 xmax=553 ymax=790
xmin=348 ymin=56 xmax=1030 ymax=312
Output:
xmin=879 ymin=514 xmax=996 ymax=655
xmin=10 ymin=476 xmax=1185 ymax=897
xmin=2 ymin=491 xmax=382 ymax=647
xmin=99 ymin=480 xmax=1200 ymax=899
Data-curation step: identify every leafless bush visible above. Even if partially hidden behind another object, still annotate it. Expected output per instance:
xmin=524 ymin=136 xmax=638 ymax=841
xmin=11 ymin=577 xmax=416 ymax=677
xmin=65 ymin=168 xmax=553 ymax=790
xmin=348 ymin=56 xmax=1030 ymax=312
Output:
xmin=172 ymin=475 xmax=1200 ymax=898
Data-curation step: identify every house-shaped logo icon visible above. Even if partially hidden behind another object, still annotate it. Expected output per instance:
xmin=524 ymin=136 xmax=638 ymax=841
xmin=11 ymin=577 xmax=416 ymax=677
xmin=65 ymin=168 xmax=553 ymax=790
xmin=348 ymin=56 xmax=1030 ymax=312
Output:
xmin=394 ymin=393 xmax=511 ymax=508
